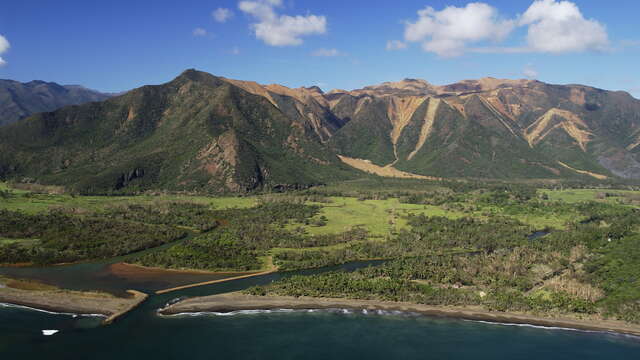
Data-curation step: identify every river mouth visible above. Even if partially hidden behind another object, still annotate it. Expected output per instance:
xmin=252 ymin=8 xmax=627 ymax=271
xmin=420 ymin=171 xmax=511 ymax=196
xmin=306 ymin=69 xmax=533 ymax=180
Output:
xmin=0 ymin=261 xmax=254 ymax=296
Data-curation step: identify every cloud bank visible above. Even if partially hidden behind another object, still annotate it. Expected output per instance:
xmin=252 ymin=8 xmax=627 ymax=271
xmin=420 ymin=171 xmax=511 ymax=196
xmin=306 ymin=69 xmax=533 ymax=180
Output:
xmin=404 ymin=3 xmax=514 ymax=57
xmin=401 ymin=0 xmax=610 ymax=57
xmin=238 ymin=0 xmax=326 ymax=46
xmin=519 ymin=0 xmax=609 ymax=53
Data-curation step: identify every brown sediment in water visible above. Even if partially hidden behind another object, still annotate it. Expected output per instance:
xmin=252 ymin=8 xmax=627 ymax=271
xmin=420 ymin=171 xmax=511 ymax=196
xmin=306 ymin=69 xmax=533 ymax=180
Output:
xmin=0 ymin=262 xmax=36 ymax=268
xmin=0 ymin=275 xmax=147 ymax=324
xmin=160 ymin=292 xmax=640 ymax=337
xmin=111 ymin=262 xmax=250 ymax=277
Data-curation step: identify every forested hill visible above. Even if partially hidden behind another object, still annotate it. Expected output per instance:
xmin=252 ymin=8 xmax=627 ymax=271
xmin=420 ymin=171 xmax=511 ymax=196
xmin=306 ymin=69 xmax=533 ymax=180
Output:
xmin=1 ymin=69 xmax=640 ymax=193
xmin=0 ymin=79 xmax=112 ymax=127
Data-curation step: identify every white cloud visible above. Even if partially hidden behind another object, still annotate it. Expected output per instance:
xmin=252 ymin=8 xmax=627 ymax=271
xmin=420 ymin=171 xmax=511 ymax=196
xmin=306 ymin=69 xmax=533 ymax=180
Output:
xmin=213 ymin=8 xmax=234 ymax=23
xmin=311 ymin=48 xmax=341 ymax=57
xmin=230 ymin=46 xmax=240 ymax=55
xmin=0 ymin=35 xmax=9 ymax=66
xmin=238 ymin=0 xmax=326 ymax=46
xmin=520 ymin=0 xmax=609 ymax=53
xmin=403 ymin=3 xmax=514 ymax=57
xmin=192 ymin=28 xmax=208 ymax=37
xmin=400 ymin=1 xmax=610 ymax=57
xmin=386 ymin=40 xmax=407 ymax=51
xmin=523 ymin=64 xmax=538 ymax=78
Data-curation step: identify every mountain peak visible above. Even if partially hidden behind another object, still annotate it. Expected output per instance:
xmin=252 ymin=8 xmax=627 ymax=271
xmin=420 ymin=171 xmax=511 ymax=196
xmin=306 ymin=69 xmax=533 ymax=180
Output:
xmin=305 ymin=86 xmax=324 ymax=94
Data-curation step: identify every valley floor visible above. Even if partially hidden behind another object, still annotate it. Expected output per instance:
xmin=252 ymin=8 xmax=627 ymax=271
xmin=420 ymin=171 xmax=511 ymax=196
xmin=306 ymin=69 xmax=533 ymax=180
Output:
xmin=2 ymin=179 xmax=640 ymax=330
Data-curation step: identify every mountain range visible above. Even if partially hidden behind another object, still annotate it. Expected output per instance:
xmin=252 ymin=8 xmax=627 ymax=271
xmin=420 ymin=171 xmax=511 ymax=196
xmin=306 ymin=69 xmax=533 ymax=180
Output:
xmin=0 ymin=79 xmax=113 ymax=127
xmin=1 ymin=69 xmax=639 ymax=193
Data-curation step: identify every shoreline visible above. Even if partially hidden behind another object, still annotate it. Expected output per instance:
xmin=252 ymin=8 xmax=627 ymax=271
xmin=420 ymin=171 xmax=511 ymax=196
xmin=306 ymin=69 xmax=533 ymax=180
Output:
xmin=0 ymin=277 xmax=148 ymax=325
xmin=0 ymin=289 xmax=147 ymax=325
xmin=160 ymin=293 xmax=640 ymax=337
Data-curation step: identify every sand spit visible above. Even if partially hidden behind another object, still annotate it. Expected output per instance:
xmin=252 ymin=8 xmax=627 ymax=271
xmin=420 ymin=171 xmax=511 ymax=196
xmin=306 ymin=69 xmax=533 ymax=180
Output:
xmin=155 ymin=269 xmax=277 ymax=295
xmin=0 ymin=279 xmax=147 ymax=325
xmin=160 ymin=293 xmax=640 ymax=337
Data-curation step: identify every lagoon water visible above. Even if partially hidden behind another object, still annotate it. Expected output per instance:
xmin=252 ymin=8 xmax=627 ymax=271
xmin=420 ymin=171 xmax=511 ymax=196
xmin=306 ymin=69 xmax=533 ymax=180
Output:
xmin=1 ymin=261 xmax=640 ymax=359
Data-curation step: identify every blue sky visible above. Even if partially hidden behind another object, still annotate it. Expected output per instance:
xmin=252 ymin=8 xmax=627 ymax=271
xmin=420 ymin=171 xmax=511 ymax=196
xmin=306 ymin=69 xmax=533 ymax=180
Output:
xmin=0 ymin=0 xmax=638 ymax=97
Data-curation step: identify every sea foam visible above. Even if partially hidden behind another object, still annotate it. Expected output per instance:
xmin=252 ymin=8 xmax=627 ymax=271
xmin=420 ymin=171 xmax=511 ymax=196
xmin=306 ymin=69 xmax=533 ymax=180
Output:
xmin=167 ymin=308 xmax=422 ymax=318
xmin=0 ymin=302 xmax=106 ymax=318
xmin=466 ymin=319 xmax=640 ymax=339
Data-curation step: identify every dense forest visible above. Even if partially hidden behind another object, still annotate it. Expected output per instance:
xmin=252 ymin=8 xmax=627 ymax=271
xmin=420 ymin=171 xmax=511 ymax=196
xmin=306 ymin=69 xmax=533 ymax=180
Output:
xmin=248 ymin=200 xmax=640 ymax=324
xmin=132 ymin=202 xmax=373 ymax=271
xmin=0 ymin=210 xmax=186 ymax=264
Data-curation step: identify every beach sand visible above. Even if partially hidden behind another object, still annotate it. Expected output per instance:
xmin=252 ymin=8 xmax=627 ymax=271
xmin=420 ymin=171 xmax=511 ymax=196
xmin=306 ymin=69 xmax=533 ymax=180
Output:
xmin=0 ymin=276 xmax=147 ymax=324
xmin=160 ymin=292 xmax=640 ymax=337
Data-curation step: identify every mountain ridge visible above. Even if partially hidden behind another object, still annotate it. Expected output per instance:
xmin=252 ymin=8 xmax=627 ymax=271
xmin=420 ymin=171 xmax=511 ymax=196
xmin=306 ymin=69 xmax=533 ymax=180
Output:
xmin=0 ymin=79 xmax=113 ymax=127
xmin=1 ymin=69 xmax=639 ymax=193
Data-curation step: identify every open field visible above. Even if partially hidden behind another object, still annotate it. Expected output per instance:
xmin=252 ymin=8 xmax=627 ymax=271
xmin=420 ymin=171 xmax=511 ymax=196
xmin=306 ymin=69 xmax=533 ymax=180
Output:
xmin=302 ymin=197 xmax=466 ymax=237
xmin=0 ymin=184 xmax=256 ymax=214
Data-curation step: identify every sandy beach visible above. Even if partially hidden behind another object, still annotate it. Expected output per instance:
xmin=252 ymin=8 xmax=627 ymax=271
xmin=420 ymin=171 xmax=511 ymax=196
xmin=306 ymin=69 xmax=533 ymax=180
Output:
xmin=160 ymin=292 xmax=640 ymax=337
xmin=0 ymin=276 xmax=147 ymax=324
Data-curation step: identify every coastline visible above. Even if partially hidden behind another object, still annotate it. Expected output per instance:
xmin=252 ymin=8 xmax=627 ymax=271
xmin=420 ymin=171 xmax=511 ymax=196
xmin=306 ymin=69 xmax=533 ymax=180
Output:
xmin=160 ymin=292 xmax=640 ymax=337
xmin=0 ymin=277 xmax=147 ymax=324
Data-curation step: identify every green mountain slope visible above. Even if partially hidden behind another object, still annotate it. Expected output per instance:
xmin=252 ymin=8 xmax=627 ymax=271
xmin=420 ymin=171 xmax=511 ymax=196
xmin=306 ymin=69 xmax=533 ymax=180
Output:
xmin=1 ymin=70 xmax=640 ymax=192
xmin=0 ymin=70 xmax=356 ymax=193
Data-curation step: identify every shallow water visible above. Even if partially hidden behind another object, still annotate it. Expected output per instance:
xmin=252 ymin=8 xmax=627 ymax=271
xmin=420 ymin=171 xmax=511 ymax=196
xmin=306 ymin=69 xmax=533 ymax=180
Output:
xmin=2 ymin=304 xmax=639 ymax=359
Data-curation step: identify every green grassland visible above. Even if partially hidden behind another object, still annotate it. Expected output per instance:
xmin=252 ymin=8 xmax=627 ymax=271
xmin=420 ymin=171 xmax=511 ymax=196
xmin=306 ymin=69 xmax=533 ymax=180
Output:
xmin=0 ymin=183 xmax=255 ymax=214
xmin=301 ymin=197 xmax=466 ymax=237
